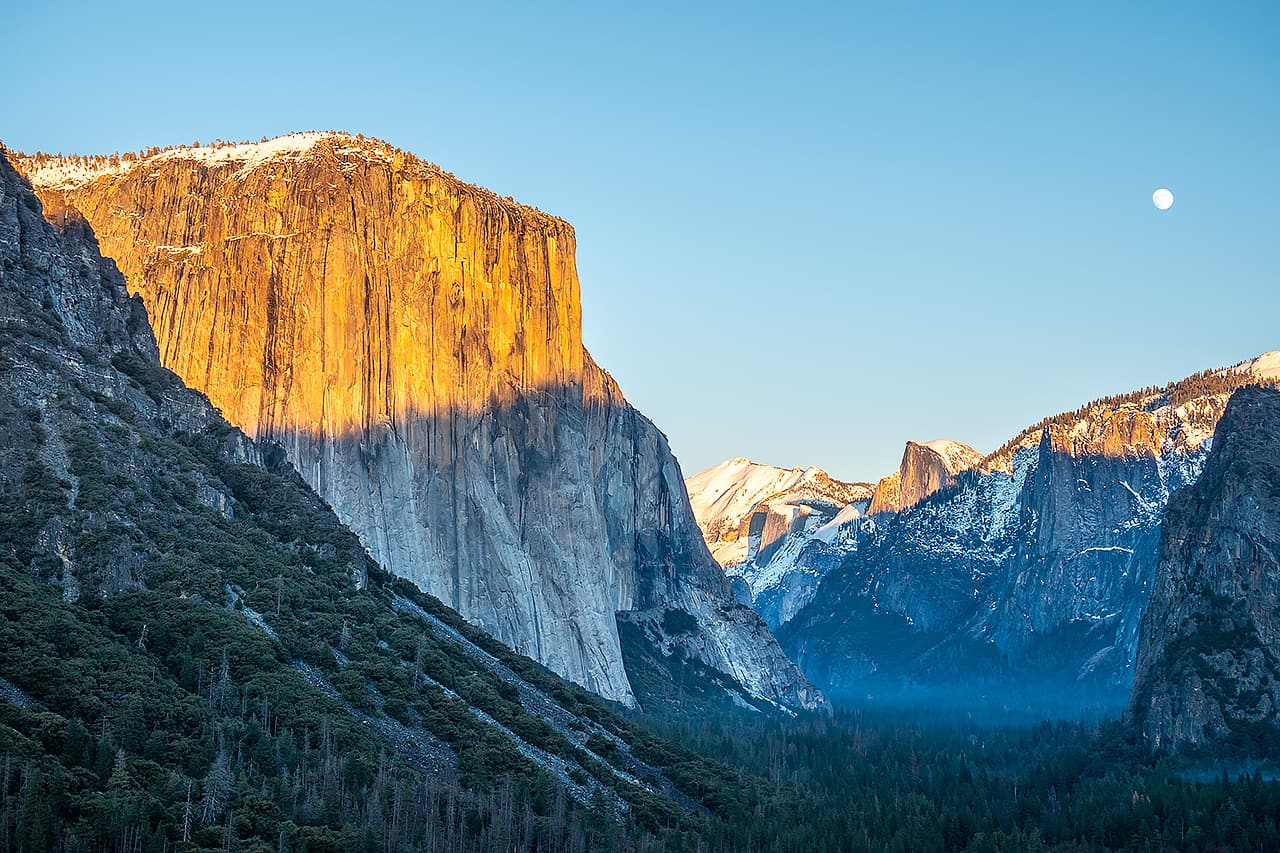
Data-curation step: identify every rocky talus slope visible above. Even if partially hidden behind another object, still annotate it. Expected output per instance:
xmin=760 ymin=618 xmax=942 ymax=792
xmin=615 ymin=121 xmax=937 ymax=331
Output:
xmin=777 ymin=357 xmax=1280 ymax=707
xmin=1127 ymin=386 xmax=1280 ymax=752
xmin=15 ymin=133 xmax=822 ymax=711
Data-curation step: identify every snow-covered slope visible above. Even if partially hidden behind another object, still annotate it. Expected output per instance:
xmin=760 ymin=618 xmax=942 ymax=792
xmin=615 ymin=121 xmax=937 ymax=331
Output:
xmin=922 ymin=439 xmax=984 ymax=471
xmin=14 ymin=133 xmax=352 ymax=189
xmin=778 ymin=352 xmax=1280 ymax=709
xmin=685 ymin=437 xmax=981 ymax=631
xmin=687 ymin=459 xmax=871 ymax=567
xmin=686 ymin=459 xmax=872 ymax=627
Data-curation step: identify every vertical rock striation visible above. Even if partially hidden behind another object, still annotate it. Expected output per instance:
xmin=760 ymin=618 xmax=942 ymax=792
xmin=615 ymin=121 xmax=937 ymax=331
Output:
xmin=15 ymin=134 xmax=822 ymax=710
xmin=866 ymin=439 xmax=982 ymax=516
xmin=1127 ymin=386 xmax=1280 ymax=752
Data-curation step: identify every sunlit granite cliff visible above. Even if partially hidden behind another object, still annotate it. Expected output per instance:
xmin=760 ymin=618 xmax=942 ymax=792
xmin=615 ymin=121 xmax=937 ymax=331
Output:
xmin=15 ymin=133 xmax=823 ymax=711
xmin=866 ymin=439 xmax=981 ymax=516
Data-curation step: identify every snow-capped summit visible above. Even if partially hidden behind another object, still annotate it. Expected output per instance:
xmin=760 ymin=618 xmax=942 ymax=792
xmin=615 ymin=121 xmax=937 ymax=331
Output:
xmin=1235 ymin=350 xmax=1280 ymax=381
xmin=13 ymin=132 xmax=560 ymax=224
xmin=14 ymin=132 xmax=354 ymax=189
xmin=685 ymin=440 xmax=981 ymax=629
xmin=687 ymin=459 xmax=871 ymax=569
xmin=149 ymin=132 xmax=365 ymax=175
xmin=686 ymin=459 xmax=873 ymax=628
xmin=919 ymin=439 xmax=984 ymax=473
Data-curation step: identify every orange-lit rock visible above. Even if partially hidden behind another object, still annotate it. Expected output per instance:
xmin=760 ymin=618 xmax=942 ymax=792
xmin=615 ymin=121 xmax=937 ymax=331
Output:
xmin=18 ymin=134 xmax=824 ymax=710
xmin=867 ymin=439 xmax=981 ymax=515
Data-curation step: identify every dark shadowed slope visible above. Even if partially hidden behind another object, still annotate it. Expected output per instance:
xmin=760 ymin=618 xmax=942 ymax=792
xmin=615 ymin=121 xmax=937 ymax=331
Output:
xmin=1128 ymin=385 xmax=1280 ymax=754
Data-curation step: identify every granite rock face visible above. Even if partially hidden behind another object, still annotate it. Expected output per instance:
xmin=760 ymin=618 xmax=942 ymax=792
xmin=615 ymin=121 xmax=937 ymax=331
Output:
xmin=684 ymin=442 xmax=981 ymax=633
xmin=779 ymin=358 xmax=1280 ymax=708
xmin=686 ymin=459 xmax=871 ymax=567
xmin=3 ymin=151 xmax=790 ymax=799
xmin=1127 ymin=386 xmax=1280 ymax=751
xmin=16 ymin=134 xmax=822 ymax=710
xmin=867 ymin=439 xmax=981 ymax=516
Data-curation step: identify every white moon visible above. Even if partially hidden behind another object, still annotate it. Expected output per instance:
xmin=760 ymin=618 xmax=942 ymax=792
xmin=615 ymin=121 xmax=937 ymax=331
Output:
xmin=1153 ymin=188 xmax=1174 ymax=210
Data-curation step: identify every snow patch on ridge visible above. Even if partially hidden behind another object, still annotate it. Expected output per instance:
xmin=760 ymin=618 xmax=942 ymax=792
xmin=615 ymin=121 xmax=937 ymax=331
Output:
xmin=16 ymin=132 xmax=365 ymax=189
xmin=812 ymin=502 xmax=865 ymax=544
xmin=687 ymin=459 xmax=874 ymax=629
xmin=151 ymin=132 xmax=339 ymax=176
xmin=919 ymin=438 xmax=984 ymax=473
xmin=1241 ymin=351 xmax=1280 ymax=382
xmin=17 ymin=157 xmax=134 ymax=189
xmin=687 ymin=458 xmax=871 ymax=568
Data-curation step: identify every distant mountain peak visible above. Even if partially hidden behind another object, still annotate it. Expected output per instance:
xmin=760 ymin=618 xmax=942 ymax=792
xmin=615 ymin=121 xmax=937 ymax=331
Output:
xmin=867 ymin=438 xmax=981 ymax=515
xmin=686 ymin=459 xmax=872 ymax=570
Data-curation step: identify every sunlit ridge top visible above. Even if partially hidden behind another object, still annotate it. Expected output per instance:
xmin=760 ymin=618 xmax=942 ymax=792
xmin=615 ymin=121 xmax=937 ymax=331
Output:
xmin=6 ymin=131 xmax=566 ymax=226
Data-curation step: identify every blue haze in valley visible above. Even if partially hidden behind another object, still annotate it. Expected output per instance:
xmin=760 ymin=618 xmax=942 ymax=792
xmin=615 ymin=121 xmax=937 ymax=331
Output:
xmin=5 ymin=1 xmax=1277 ymax=481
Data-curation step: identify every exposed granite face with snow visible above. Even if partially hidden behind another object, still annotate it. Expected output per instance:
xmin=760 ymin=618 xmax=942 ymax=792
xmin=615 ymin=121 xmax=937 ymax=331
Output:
xmin=687 ymin=459 xmax=872 ymax=567
xmin=867 ymin=439 xmax=982 ymax=516
xmin=685 ymin=459 xmax=872 ymax=628
xmin=15 ymin=133 xmax=823 ymax=711
xmin=778 ymin=356 xmax=1280 ymax=708
xmin=1127 ymin=386 xmax=1280 ymax=752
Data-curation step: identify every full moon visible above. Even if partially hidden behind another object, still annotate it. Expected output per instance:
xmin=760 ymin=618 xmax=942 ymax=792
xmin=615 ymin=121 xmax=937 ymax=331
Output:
xmin=1153 ymin=188 xmax=1174 ymax=210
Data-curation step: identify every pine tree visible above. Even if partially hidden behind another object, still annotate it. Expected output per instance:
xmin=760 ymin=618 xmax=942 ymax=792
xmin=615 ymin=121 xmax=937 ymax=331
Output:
xmin=182 ymin=778 xmax=194 ymax=842
xmin=200 ymin=750 xmax=233 ymax=827
xmin=16 ymin=765 xmax=51 ymax=852
xmin=107 ymin=750 xmax=142 ymax=849
xmin=62 ymin=717 xmax=90 ymax=767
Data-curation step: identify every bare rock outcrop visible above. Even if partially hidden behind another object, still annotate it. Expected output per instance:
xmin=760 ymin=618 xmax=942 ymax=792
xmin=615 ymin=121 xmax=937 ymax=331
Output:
xmin=685 ymin=459 xmax=873 ymax=629
xmin=867 ymin=439 xmax=981 ymax=515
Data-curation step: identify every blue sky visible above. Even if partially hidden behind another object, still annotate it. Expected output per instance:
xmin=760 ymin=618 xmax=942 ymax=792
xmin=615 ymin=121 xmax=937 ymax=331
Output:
xmin=7 ymin=2 xmax=1277 ymax=481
